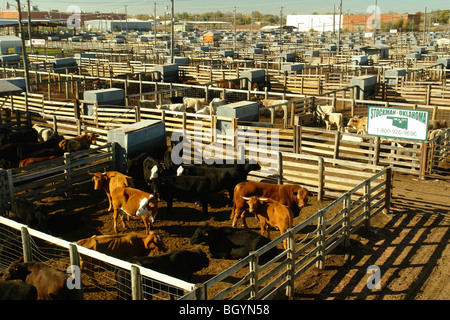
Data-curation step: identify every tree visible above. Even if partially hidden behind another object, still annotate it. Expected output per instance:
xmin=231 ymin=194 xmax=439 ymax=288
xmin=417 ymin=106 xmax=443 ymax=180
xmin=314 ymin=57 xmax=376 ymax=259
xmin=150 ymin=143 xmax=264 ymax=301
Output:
xmin=437 ymin=10 xmax=450 ymax=24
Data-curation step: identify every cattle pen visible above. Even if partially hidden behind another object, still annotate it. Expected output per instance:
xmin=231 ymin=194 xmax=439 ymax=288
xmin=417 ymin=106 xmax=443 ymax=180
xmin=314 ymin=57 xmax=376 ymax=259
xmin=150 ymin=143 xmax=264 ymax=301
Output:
xmin=0 ymin=22 xmax=449 ymax=300
xmin=0 ymin=119 xmax=392 ymax=300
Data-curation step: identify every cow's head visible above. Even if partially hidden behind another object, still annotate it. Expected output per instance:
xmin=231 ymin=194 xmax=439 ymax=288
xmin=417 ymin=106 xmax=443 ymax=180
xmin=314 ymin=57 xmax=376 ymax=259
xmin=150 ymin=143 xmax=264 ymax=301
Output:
xmin=240 ymin=196 xmax=268 ymax=213
xmin=144 ymin=231 xmax=167 ymax=253
xmin=136 ymin=195 xmax=158 ymax=223
xmin=190 ymin=224 xmax=211 ymax=245
xmin=293 ymin=187 xmax=311 ymax=210
xmin=86 ymin=133 xmax=99 ymax=143
xmin=1 ymin=261 xmax=30 ymax=281
xmin=90 ymin=172 xmax=107 ymax=190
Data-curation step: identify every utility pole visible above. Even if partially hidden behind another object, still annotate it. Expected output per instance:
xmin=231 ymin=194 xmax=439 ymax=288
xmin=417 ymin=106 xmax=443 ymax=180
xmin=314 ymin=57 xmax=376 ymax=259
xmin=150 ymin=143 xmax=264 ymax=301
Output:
xmin=280 ymin=6 xmax=284 ymax=41
xmin=372 ymin=0 xmax=377 ymax=44
xmin=233 ymin=6 xmax=237 ymax=52
xmin=16 ymin=0 xmax=30 ymax=92
xmin=333 ymin=5 xmax=335 ymax=35
xmin=125 ymin=5 xmax=128 ymax=35
xmin=26 ymin=0 xmax=32 ymax=53
xmin=337 ymin=0 xmax=342 ymax=54
xmin=154 ymin=2 xmax=157 ymax=49
xmin=170 ymin=0 xmax=174 ymax=64
xmin=423 ymin=7 xmax=427 ymax=44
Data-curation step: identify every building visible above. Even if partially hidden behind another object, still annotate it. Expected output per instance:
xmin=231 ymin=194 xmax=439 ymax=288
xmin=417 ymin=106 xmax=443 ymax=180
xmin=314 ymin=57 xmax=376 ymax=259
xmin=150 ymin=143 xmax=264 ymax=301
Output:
xmin=286 ymin=15 xmax=340 ymax=32
xmin=287 ymin=14 xmax=420 ymax=32
xmin=84 ymin=20 xmax=152 ymax=32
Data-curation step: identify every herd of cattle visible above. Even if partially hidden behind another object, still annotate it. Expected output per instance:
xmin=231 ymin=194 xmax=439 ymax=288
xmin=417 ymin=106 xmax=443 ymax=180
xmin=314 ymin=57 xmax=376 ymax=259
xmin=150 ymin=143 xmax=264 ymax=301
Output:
xmin=0 ymin=119 xmax=314 ymax=299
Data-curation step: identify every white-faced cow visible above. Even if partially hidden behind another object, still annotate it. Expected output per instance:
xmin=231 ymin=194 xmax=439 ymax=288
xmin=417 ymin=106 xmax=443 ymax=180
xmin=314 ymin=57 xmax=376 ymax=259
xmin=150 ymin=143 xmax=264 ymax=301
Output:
xmin=111 ymin=187 xmax=158 ymax=234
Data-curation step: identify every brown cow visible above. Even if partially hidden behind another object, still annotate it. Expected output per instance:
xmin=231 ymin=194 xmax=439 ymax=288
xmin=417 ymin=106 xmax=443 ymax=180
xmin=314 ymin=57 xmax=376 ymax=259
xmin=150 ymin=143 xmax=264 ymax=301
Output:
xmin=231 ymin=181 xmax=310 ymax=228
xmin=91 ymin=171 xmax=134 ymax=211
xmin=1 ymin=261 xmax=80 ymax=300
xmin=111 ymin=187 xmax=158 ymax=234
xmin=240 ymin=196 xmax=294 ymax=249
xmin=19 ymin=156 xmax=59 ymax=168
xmin=77 ymin=232 xmax=166 ymax=285
xmin=59 ymin=133 xmax=99 ymax=152
xmin=347 ymin=117 xmax=368 ymax=135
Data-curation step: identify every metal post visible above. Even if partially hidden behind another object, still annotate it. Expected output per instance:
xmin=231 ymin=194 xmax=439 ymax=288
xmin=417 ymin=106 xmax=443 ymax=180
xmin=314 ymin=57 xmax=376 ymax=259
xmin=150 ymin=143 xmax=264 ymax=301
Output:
xmin=170 ymin=0 xmax=174 ymax=64
xmin=21 ymin=226 xmax=32 ymax=262
xmin=337 ymin=0 xmax=343 ymax=55
xmin=16 ymin=0 xmax=31 ymax=93
xmin=130 ymin=265 xmax=143 ymax=300
xmin=26 ymin=0 xmax=33 ymax=54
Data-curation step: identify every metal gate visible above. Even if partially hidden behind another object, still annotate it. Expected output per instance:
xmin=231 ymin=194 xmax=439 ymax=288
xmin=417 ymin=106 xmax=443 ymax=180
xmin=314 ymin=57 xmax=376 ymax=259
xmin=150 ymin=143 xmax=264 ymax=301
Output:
xmin=426 ymin=128 xmax=450 ymax=180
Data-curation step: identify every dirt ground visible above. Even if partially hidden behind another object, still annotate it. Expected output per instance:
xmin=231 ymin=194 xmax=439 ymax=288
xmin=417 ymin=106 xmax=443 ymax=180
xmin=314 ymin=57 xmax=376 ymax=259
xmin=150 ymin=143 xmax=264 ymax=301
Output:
xmin=32 ymin=170 xmax=449 ymax=300
xmin=292 ymin=172 xmax=450 ymax=300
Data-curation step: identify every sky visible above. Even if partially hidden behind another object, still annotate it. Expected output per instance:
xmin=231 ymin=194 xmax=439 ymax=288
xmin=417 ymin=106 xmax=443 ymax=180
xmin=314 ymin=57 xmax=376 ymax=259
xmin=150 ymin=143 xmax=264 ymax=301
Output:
xmin=22 ymin=0 xmax=450 ymax=17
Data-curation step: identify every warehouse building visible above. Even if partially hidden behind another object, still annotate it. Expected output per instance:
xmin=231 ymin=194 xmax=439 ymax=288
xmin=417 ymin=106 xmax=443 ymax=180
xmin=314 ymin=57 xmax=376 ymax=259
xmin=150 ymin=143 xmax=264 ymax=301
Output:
xmin=84 ymin=20 xmax=153 ymax=32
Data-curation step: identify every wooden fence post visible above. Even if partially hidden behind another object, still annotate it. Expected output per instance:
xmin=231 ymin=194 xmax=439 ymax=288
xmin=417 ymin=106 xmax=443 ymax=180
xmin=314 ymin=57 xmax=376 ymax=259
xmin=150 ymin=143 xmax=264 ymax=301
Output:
xmin=277 ymin=152 xmax=283 ymax=185
xmin=131 ymin=265 xmax=143 ymax=300
xmin=21 ymin=226 xmax=32 ymax=262
xmin=419 ymin=141 xmax=429 ymax=180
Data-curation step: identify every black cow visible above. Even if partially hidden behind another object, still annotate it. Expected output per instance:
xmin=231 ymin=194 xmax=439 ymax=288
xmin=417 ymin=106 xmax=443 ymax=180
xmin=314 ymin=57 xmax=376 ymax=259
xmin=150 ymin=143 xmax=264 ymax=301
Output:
xmin=190 ymin=224 xmax=278 ymax=264
xmin=178 ymin=161 xmax=261 ymax=199
xmin=0 ymin=127 xmax=38 ymax=146
xmin=115 ymin=249 xmax=209 ymax=300
xmin=125 ymin=153 xmax=158 ymax=190
xmin=0 ymin=280 xmax=38 ymax=300
xmin=0 ymin=142 xmax=22 ymax=168
xmin=149 ymin=170 xmax=211 ymax=214
xmin=17 ymin=136 xmax=63 ymax=161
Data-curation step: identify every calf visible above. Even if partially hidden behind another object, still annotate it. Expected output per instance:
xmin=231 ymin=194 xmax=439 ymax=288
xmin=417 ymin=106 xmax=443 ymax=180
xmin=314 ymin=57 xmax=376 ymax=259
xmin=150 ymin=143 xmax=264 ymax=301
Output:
xmin=183 ymin=97 xmax=207 ymax=112
xmin=231 ymin=181 xmax=310 ymax=228
xmin=91 ymin=171 xmax=134 ymax=211
xmin=323 ymin=112 xmax=344 ymax=131
xmin=315 ymin=105 xmax=335 ymax=124
xmin=0 ymin=280 xmax=37 ymax=300
xmin=111 ymin=187 xmax=158 ymax=234
xmin=190 ymin=224 xmax=277 ymax=264
xmin=347 ymin=117 xmax=368 ymax=135
xmin=241 ymin=196 xmax=293 ymax=249
xmin=1 ymin=261 xmax=80 ymax=300
xmin=116 ymin=250 xmax=209 ymax=300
